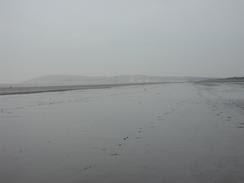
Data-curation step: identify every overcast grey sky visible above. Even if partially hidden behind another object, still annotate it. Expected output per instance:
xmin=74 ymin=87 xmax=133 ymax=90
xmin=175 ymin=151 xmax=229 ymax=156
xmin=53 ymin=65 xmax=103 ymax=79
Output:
xmin=0 ymin=0 xmax=243 ymax=83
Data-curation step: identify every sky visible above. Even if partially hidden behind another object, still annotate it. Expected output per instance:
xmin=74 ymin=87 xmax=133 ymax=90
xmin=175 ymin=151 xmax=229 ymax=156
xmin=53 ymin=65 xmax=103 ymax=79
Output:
xmin=0 ymin=0 xmax=243 ymax=83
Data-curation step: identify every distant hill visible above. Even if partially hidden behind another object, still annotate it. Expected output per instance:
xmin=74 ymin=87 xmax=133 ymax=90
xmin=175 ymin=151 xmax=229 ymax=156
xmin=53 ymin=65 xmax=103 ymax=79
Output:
xmin=22 ymin=75 xmax=208 ymax=86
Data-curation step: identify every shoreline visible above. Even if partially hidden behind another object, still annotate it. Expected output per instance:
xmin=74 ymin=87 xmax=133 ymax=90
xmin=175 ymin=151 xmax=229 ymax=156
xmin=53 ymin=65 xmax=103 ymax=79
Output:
xmin=0 ymin=82 xmax=179 ymax=96
xmin=2 ymin=80 xmax=243 ymax=96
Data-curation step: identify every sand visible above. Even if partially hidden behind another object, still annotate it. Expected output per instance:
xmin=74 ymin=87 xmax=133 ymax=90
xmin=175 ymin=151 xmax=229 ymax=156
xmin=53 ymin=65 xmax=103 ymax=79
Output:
xmin=0 ymin=82 xmax=244 ymax=183
xmin=0 ymin=82 xmax=171 ymax=95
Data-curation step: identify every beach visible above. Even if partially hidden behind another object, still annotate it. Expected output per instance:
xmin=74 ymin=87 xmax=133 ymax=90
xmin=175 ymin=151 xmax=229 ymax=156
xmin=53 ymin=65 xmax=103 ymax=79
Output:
xmin=0 ymin=82 xmax=244 ymax=183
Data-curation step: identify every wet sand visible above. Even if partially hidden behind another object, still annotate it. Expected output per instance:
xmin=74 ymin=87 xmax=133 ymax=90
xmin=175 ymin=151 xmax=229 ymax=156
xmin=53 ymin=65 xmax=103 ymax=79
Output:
xmin=0 ymin=82 xmax=173 ymax=95
xmin=0 ymin=82 xmax=244 ymax=183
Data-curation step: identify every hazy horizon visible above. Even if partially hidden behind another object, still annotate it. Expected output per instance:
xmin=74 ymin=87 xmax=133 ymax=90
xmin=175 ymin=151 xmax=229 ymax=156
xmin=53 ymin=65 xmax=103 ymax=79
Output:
xmin=0 ymin=74 xmax=238 ymax=84
xmin=1 ymin=0 xmax=244 ymax=83
xmin=0 ymin=74 xmax=211 ymax=85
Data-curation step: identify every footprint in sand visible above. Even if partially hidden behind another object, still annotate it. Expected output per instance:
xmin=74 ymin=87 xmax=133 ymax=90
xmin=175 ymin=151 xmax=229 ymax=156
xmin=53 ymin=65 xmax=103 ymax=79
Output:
xmin=123 ymin=136 xmax=129 ymax=141
xmin=109 ymin=153 xmax=120 ymax=157
xmin=238 ymin=123 xmax=244 ymax=128
xmin=81 ymin=165 xmax=95 ymax=172
xmin=226 ymin=116 xmax=232 ymax=121
xmin=138 ymin=129 xmax=142 ymax=133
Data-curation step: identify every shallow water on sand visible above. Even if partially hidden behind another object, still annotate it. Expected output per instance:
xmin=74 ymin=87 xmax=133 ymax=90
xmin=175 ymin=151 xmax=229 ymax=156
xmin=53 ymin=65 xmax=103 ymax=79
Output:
xmin=1 ymin=83 xmax=244 ymax=183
